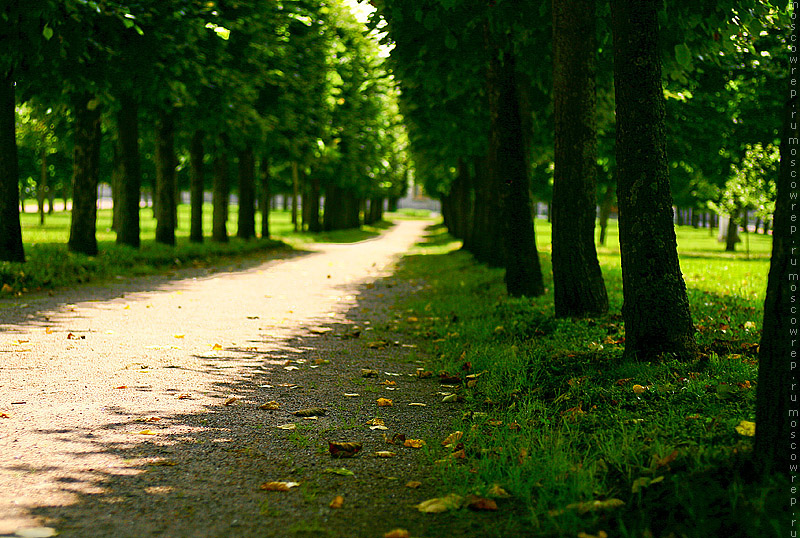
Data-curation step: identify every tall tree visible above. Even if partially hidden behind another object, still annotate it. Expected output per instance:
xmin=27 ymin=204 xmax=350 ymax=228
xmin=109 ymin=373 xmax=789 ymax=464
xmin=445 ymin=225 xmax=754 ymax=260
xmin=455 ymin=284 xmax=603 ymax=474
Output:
xmin=0 ymin=73 xmax=24 ymax=262
xmin=68 ymin=94 xmax=102 ymax=256
xmin=612 ymin=0 xmax=696 ymax=361
xmin=551 ymin=0 xmax=608 ymax=316
xmin=114 ymin=92 xmax=141 ymax=248
xmin=189 ymin=130 xmax=205 ymax=243
xmin=154 ymin=109 xmax=177 ymax=246
xmin=237 ymin=145 xmax=256 ymax=239
xmin=754 ymin=26 xmax=798 ymax=475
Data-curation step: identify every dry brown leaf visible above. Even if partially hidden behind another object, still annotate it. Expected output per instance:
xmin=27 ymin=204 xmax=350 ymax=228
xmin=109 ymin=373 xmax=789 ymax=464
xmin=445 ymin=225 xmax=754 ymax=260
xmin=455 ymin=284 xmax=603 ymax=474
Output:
xmin=385 ymin=433 xmax=406 ymax=445
xmin=416 ymin=369 xmax=433 ymax=379
xmin=177 ymin=394 xmax=191 ymax=400
xmin=376 ymin=398 xmax=393 ymax=407
xmin=380 ymin=380 xmax=397 ymax=386
xmin=329 ymin=441 xmax=363 ymax=458
xmin=466 ymin=495 xmax=498 ymax=511
xmin=259 ymin=401 xmax=280 ymax=410
xmin=405 ymin=480 xmax=422 ymax=489
xmin=224 ymin=396 xmax=240 ymax=406
xmin=114 ymin=385 xmax=128 ymax=390
xmin=375 ymin=451 xmax=397 ymax=458
xmin=0 ymin=412 xmax=10 ymax=418
xmin=329 ymin=495 xmax=344 ymax=509
xmin=146 ymin=416 xmax=161 ymax=422
xmin=403 ymin=438 xmax=426 ymax=449
xmin=260 ymin=481 xmax=300 ymax=491
xmin=384 ymin=530 xmax=410 ymax=538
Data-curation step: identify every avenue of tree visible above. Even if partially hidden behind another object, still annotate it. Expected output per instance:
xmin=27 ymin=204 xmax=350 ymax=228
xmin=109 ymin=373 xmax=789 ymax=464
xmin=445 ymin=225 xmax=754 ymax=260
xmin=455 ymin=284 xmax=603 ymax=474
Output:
xmin=0 ymin=1 xmax=795 ymax=476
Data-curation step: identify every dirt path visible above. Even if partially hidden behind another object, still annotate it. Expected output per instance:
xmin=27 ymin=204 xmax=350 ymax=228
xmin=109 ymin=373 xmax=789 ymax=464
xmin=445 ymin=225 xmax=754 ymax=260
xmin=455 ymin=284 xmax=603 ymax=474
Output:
xmin=0 ymin=220 xmax=480 ymax=538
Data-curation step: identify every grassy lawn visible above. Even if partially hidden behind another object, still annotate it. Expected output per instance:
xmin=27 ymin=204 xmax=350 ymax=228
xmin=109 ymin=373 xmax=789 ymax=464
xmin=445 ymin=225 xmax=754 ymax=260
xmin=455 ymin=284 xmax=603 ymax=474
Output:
xmin=1 ymin=205 xmax=396 ymax=292
xmin=377 ymin=220 xmax=782 ymax=538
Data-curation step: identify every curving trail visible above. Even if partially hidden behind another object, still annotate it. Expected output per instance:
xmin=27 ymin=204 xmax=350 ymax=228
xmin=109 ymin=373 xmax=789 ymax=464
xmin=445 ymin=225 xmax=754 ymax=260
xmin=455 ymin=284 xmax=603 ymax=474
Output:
xmin=0 ymin=220 xmax=481 ymax=538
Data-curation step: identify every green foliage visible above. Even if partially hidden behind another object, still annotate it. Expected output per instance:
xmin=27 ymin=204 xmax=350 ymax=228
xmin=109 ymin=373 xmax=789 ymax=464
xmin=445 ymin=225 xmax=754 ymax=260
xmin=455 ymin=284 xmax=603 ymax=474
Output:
xmin=709 ymin=143 xmax=779 ymax=220
xmin=379 ymin=221 xmax=783 ymax=537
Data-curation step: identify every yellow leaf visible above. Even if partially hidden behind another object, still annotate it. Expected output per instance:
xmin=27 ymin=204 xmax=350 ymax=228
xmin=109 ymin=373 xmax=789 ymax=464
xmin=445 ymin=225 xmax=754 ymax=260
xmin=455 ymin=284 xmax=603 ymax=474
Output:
xmin=211 ymin=343 xmax=223 ymax=351
xmin=377 ymin=398 xmax=393 ymax=407
xmin=1 ymin=283 xmax=13 ymax=293
xmin=224 ymin=396 xmax=240 ymax=406
xmin=366 ymin=418 xmax=385 ymax=426
xmin=577 ymin=532 xmax=608 ymax=538
xmin=384 ymin=530 xmax=410 ymax=538
xmin=174 ymin=334 xmax=185 ymax=339
xmin=403 ymin=439 xmax=426 ymax=449
xmin=260 ymin=481 xmax=300 ymax=491
xmin=735 ymin=420 xmax=755 ymax=437
xmin=45 ymin=327 xmax=53 ymax=334
xmin=136 ymin=430 xmax=158 ymax=435
xmin=259 ymin=401 xmax=280 ymax=410
xmin=405 ymin=481 xmax=422 ymax=489
xmin=416 ymin=493 xmax=464 ymax=513
xmin=487 ymin=484 xmax=511 ymax=498
xmin=442 ymin=431 xmax=464 ymax=447
xmin=632 ymin=384 xmax=646 ymax=394
xmin=375 ymin=451 xmax=397 ymax=458
xmin=277 ymin=423 xmax=296 ymax=430
xmin=329 ymin=495 xmax=344 ymax=509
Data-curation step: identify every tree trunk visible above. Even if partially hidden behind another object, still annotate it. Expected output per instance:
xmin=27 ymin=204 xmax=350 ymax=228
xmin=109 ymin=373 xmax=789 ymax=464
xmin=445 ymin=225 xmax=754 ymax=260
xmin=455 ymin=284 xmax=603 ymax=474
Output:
xmin=259 ymin=155 xmax=271 ymax=239
xmin=725 ymin=210 xmax=739 ymax=252
xmin=552 ymin=0 xmax=608 ymax=316
xmin=291 ymin=161 xmax=299 ymax=232
xmin=38 ymin=148 xmax=47 ymax=225
xmin=237 ymin=145 xmax=256 ymax=239
xmin=488 ymin=49 xmax=544 ymax=297
xmin=612 ymin=0 xmax=696 ymax=361
xmin=323 ymin=184 xmax=343 ymax=231
xmin=189 ymin=130 xmax=204 ymax=243
xmin=0 ymin=71 xmax=24 ymax=262
xmin=115 ymin=93 xmax=141 ymax=248
xmin=755 ymin=43 xmax=797 ymax=475
xmin=68 ymin=94 xmax=102 ymax=257
xmin=212 ymin=143 xmax=229 ymax=242
xmin=468 ymin=156 xmax=503 ymax=266
xmin=307 ymin=172 xmax=321 ymax=233
xmin=597 ymin=183 xmax=614 ymax=246
xmin=154 ymin=109 xmax=176 ymax=246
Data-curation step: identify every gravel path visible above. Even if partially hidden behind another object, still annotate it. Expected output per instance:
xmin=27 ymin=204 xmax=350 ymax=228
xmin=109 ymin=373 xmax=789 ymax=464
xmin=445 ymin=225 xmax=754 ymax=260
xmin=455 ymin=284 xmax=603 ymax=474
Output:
xmin=0 ymin=220 xmax=491 ymax=538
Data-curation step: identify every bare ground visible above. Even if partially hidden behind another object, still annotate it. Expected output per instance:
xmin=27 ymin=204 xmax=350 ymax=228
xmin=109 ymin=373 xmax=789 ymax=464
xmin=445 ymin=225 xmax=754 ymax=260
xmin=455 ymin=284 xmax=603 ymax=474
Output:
xmin=0 ymin=220 xmax=518 ymax=538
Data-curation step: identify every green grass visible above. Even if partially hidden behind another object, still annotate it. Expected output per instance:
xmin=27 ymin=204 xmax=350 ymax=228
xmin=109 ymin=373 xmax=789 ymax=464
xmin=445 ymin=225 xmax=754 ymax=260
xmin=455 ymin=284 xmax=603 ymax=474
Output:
xmin=1 ymin=205 xmax=398 ymax=293
xmin=381 ymin=219 xmax=784 ymax=538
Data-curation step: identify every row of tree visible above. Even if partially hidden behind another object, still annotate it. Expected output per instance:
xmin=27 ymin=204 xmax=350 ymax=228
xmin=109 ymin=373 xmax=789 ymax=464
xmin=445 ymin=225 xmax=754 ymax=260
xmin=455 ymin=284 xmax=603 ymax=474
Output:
xmin=1 ymin=0 xmax=409 ymax=262
xmin=368 ymin=0 xmax=795 ymax=475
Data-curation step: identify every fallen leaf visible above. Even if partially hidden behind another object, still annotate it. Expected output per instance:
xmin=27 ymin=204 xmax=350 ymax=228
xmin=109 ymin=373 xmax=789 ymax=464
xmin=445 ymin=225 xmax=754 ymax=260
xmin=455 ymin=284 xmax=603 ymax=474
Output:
xmin=329 ymin=441 xmax=362 ymax=458
xmin=361 ymin=369 xmax=379 ymax=378
xmin=211 ymin=343 xmax=223 ymax=351
xmin=368 ymin=341 xmax=389 ymax=349
xmin=135 ymin=430 xmax=158 ymax=435
xmin=442 ymin=394 xmax=459 ymax=403
xmin=173 ymin=334 xmax=185 ymax=339
xmin=487 ymin=484 xmax=511 ymax=498
xmin=385 ymin=433 xmax=406 ymax=445
xmin=405 ymin=481 xmax=422 ymax=489
xmin=277 ymin=423 xmax=297 ymax=430
xmin=416 ymin=369 xmax=433 ymax=378
xmin=177 ymin=394 xmax=191 ymax=400
xmin=377 ymin=398 xmax=393 ymax=407
xmin=416 ymin=493 xmax=464 ymax=513
xmin=577 ymin=532 xmax=608 ymax=538
xmin=324 ymin=467 xmax=355 ymax=476
xmin=146 ymin=416 xmax=161 ymax=422
xmin=313 ymin=358 xmax=330 ymax=365
xmin=631 ymin=475 xmax=664 ymax=493
xmin=466 ymin=495 xmax=498 ymax=511
xmin=329 ymin=495 xmax=344 ymax=509
xmin=114 ymin=385 xmax=128 ymax=390
xmin=1 ymin=283 xmax=13 ymax=293
xmin=632 ymin=384 xmax=646 ymax=394
xmin=564 ymin=499 xmax=625 ymax=514
xmin=370 ymin=425 xmax=389 ymax=431
xmin=293 ymin=407 xmax=326 ymax=417
xmin=383 ymin=530 xmax=410 ymax=538
xmin=14 ymin=527 xmax=58 ymax=538
xmin=0 ymin=412 xmax=10 ymax=418
xmin=403 ymin=439 xmax=426 ymax=449
xmin=284 ymin=366 xmax=299 ymax=371
xmin=366 ymin=418 xmax=385 ymax=427
xmin=655 ymin=449 xmax=679 ymax=468
xmin=344 ymin=393 xmax=360 ymax=397
xmin=408 ymin=402 xmax=427 ymax=407
xmin=260 ymin=481 xmax=300 ymax=491
xmin=375 ymin=451 xmax=397 ymax=458
xmin=380 ymin=380 xmax=397 ymax=386
xmin=735 ymin=420 xmax=755 ymax=437
xmin=224 ymin=396 xmax=240 ymax=406
xmin=66 ymin=333 xmax=85 ymax=340
xmin=259 ymin=401 xmax=280 ymax=410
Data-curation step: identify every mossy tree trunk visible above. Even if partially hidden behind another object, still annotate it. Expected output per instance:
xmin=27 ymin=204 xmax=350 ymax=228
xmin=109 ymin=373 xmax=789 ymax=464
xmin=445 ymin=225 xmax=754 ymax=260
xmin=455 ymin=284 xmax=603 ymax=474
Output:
xmin=755 ymin=39 xmax=798 ymax=475
xmin=612 ymin=0 xmax=696 ymax=361
xmin=68 ymin=94 xmax=102 ymax=257
xmin=552 ymin=0 xmax=608 ymax=316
